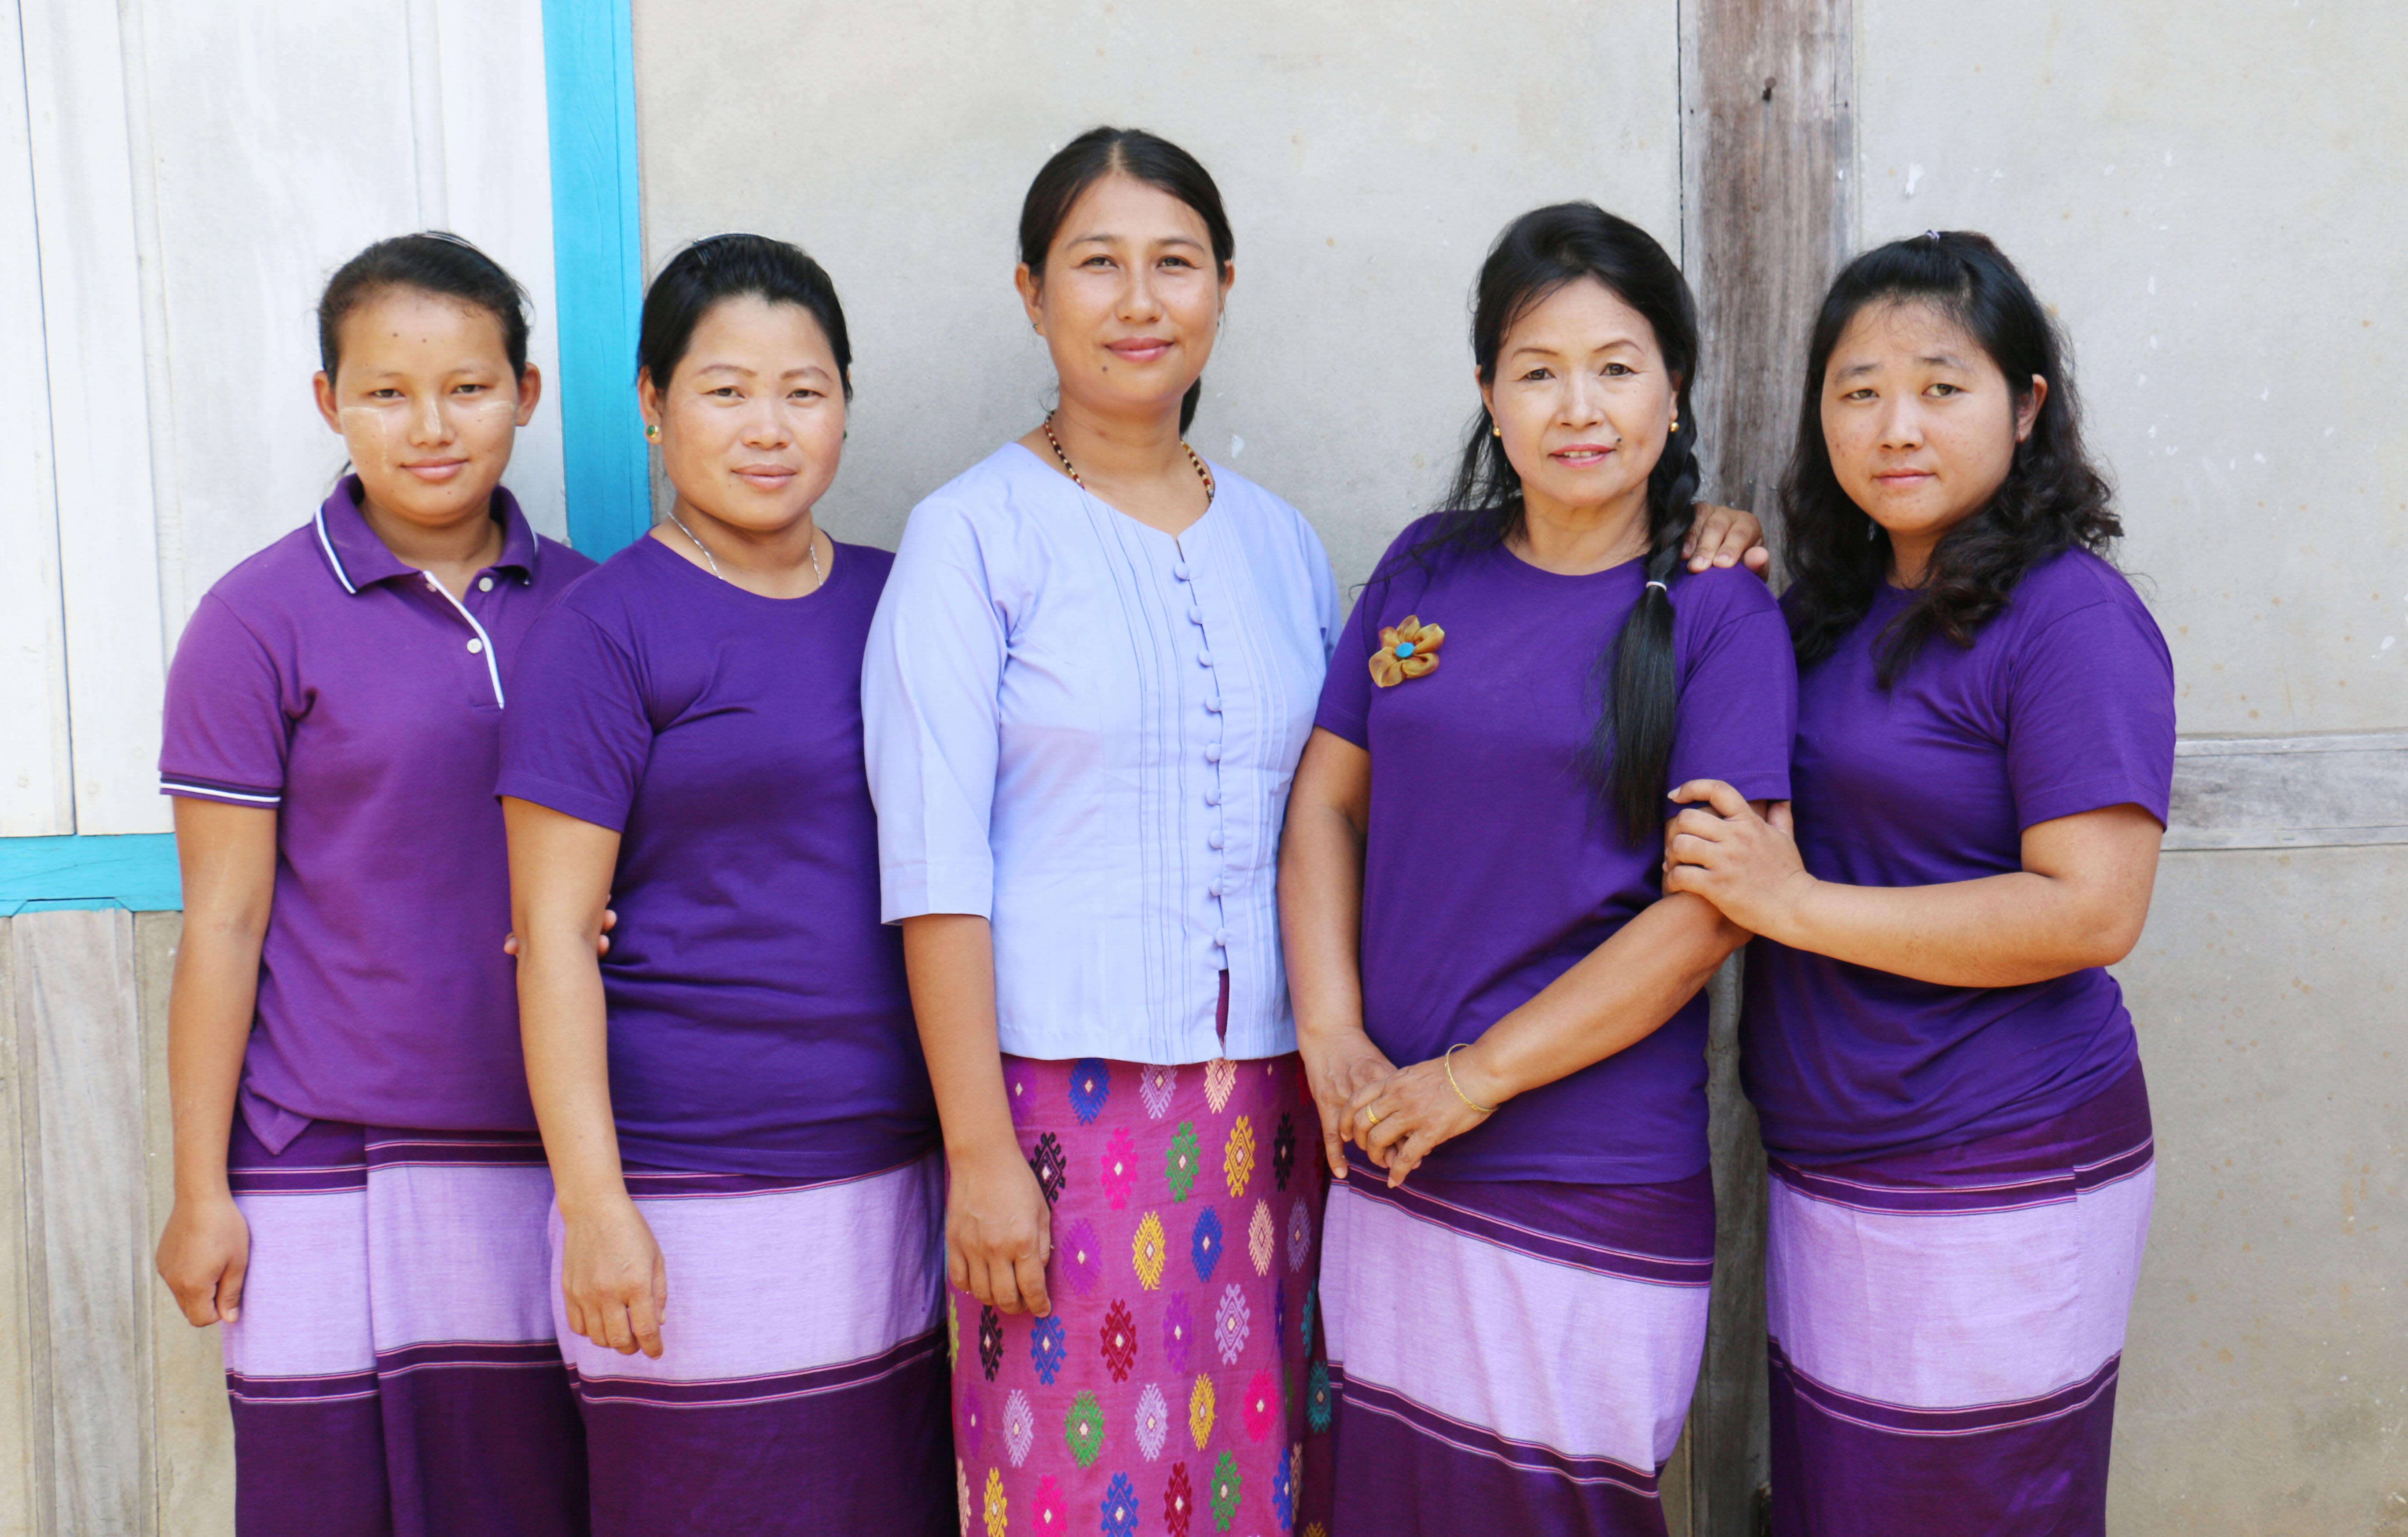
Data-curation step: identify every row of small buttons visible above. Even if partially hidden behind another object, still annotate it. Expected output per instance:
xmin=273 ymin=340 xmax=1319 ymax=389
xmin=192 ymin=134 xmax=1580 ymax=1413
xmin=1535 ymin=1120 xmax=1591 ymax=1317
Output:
xmin=1176 ymin=555 xmax=1232 ymax=952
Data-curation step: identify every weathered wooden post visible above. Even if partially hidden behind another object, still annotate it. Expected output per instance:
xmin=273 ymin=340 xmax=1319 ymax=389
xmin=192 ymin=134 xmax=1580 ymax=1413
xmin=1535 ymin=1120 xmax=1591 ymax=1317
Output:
xmin=1670 ymin=4 xmax=1855 ymax=1533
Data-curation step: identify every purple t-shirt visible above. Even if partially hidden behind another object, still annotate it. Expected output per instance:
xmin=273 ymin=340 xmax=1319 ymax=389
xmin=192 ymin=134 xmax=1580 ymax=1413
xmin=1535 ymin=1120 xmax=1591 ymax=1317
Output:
xmin=1742 ymin=548 xmax=2176 ymax=1162
xmin=1315 ymin=521 xmax=1797 ymax=1183
xmin=497 ymin=534 xmax=936 ymax=1179
xmin=158 ymin=479 xmax=595 ymax=1142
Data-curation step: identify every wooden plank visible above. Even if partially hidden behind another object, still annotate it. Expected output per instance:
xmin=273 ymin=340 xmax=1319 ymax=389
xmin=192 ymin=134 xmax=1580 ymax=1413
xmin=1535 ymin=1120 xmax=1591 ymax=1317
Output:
xmin=136 ymin=915 xmax=228 ymax=1537
xmin=2165 ymin=733 xmax=2408 ymax=851
xmin=1681 ymin=0 xmax=1856 ymax=538
xmin=15 ymin=909 xmax=154 ymax=1535
xmin=19 ymin=0 xmax=170 ymax=836
xmin=1688 ymin=957 xmax=1771 ymax=1537
xmin=1678 ymin=3 xmax=1855 ymax=1531
xmin=541 ymin=0 xmax=649 ymax=556
xmin=124 ymin=0 xmax=417 ymax=613
xmin=435 ymin=0 xmax=569 ymax=543
xmin=0 ymin=918 xmax=41 ymax=1537
xmin=0 ymin=0 xmax=73 ymax=838
xmin=111 ymin=0 xmax=187 ymax=660
xmin=404 ymin=0 xmax=450 ymax=228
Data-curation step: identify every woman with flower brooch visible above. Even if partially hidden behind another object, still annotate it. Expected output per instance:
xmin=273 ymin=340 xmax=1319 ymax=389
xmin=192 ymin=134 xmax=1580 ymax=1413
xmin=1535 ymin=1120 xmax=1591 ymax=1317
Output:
xmin=1665 ymin=233 xmax=2170 ymax=1535
xmin=864 ymin=137 xmax=1768 ymax=1537
xmin=1282 ymin=202 xmax=1798 ymax=1534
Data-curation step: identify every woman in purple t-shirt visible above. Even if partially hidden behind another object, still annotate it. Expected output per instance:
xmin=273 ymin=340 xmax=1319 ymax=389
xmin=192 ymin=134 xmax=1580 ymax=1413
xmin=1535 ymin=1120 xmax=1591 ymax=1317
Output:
xmin=502 ymin=236 xmax=947 ymax=1535
xmin=153 ymin=235 xmax=593 ymax=1536
xmin=1282 ymin=204 xmax=1798 ymax=1534
xmin=1667 ymin=233 xmax=2174 ymax=1535
xmin=866 ymin=136 xmax=1766 ymax=1537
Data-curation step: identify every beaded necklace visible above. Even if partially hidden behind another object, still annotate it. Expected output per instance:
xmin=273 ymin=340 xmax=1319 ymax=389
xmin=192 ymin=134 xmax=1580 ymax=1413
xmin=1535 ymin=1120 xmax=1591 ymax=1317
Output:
xmin=1041 ymin=412 xmax=1215 ymax=503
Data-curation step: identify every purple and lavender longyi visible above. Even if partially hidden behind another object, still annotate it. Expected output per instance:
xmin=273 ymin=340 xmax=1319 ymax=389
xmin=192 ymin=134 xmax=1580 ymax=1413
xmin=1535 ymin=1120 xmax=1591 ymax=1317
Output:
xmin=550 ymin=1152 xmax=953 ymax=1536
xmin=1765 ymin=1064 xmax=2156 ymax=1535
xmin=224 ymin=1119 xmax=587 ymax=1537
xmin=1321 ymin=1166 xmax=1714 ymax=1535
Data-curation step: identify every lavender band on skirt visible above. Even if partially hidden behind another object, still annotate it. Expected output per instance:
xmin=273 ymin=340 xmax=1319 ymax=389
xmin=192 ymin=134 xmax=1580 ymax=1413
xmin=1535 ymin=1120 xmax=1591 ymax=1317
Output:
xmin=1765 ymin=1061 xmax=2155 ymax=1536
xmin=223 ymin=1118 xmax=587 ymax=1537
xmin=1320 ymin=1164 xmax=1716 ymax=1536
xmin=551 ymin=1150 xmax=952 ymax=1536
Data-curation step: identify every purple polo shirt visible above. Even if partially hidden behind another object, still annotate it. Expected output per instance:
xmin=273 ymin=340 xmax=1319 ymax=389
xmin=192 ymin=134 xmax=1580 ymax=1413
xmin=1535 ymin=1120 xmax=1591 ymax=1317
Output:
xmin=159 ymin=478 xmax=595 ymax=1145
xmin=497 ymin=535 xmax=937 ymax=1179
xmin=1316 ymin=519 xmax=1797 ymax=1184
xmin=1742 ymin=549 xmax=2176 ymax=1162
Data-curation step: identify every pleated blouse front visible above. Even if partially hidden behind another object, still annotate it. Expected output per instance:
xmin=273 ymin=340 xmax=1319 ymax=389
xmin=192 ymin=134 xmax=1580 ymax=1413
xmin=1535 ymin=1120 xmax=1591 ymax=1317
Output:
xmin=863 ymin=443 xmax=1340 ymax=1064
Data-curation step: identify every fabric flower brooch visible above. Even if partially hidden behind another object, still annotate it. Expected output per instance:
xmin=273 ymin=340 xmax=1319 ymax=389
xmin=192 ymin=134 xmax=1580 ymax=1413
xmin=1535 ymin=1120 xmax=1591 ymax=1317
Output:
xmin=1369 ymin=614 xmax=1445 ymax=688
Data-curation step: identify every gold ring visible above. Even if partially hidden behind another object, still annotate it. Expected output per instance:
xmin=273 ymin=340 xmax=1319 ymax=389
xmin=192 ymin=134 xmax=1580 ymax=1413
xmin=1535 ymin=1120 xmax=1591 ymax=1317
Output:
xmin=1363 ymin=1108 xmax=1382 ymax=1126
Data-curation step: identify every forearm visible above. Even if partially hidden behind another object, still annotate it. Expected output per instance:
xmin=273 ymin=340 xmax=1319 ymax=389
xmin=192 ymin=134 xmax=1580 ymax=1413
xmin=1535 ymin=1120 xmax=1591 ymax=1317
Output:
xmin=165 ymin=919 xmax=264 ymax=1201
xmin=1458 ymin=894 xmax=1744 ymax=1107
xmin=900 ymin=915 xmax=1017 ymax=1161
xmin=1278 ymin=800 xmax=1369 ymax=1044
xmin=1766 ymin=871 xmax=2134 ymax=988
xmin=518 ymin=933 xmax=628 ymax=1217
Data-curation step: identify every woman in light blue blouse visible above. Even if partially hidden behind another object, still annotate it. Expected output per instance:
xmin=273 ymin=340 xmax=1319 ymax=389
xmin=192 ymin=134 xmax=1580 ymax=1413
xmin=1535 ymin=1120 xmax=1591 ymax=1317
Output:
xmin=865 ymin=127 xmax=1335 ymax=1534
xmin=862 ymin=127 xmax=1764 ymax=1535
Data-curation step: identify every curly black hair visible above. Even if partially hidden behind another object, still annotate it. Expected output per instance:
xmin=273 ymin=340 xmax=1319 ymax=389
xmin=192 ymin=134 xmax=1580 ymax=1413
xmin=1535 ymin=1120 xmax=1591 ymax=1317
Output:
xmin=1378 ymin=202 xmax=1702 ymax=840
xmin=1779 ymin=231 xmax=2120 ymax=684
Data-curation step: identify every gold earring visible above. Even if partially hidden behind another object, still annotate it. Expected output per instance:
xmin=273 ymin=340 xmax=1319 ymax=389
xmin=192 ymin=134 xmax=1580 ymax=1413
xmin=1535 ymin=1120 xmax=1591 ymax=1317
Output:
xmin=1491 ymin=425 xmax=1501 ymax=438
xmin=1669 ymin=417 xmax=1680 ymax=434
xmin=645 ymin=423 xmax=660 ymax=442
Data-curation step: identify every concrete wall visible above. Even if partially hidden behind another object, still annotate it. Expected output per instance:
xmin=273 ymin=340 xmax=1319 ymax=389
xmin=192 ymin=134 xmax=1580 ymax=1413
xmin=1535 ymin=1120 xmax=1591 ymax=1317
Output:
xmin=1854 ymin=1 xmax=2407 ymax=737
xmin=629 ymin=0 xmax=1682 ymax=590
xmin=1854 ymin=4 xmax=2408 ymax=1527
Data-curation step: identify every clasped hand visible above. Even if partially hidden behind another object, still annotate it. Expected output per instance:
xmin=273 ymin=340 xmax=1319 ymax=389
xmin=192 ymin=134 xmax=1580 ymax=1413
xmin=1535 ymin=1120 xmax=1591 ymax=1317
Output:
xmin=1662 ymin=779 xmax=1811 ymax=935
xmin=1341 ymin=1053 xmax=1496 ymax=1189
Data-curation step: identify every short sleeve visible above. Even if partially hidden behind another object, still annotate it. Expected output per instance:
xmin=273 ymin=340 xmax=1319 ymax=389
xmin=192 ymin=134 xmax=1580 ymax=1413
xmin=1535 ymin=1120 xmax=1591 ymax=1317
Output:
xmin=1667 ymin=570 xmax=1798 ymax=805
xmin=1310 ymin=587 xmax=1380 ymax=749
xmin=159 ymin=592 xmax=292 ymax=807
xmin=1305 ymin=521 xmax=1342 ymax=663
xmin=1313 ymin=525 xmax=1434 ymax=749
xmin=495 ymin=604 xmax=654 ymax=832
xmin=861 ymin=499 xmax=1009 ymax=923
xmin=2004 ymin=594 xmax=2177 ymax=829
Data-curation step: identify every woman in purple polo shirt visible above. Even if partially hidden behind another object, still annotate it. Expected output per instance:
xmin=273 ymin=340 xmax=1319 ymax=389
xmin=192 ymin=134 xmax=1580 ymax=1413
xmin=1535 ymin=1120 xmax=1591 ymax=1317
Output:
xmin=1666 ymin=232 xmax=2173 ymax=1535
xmin=500 ymin=234 xmax=947 ymax=1536
xmin=153 ymin=234 xmax=594 ymax=1537
xmin=1281 ymin=203 xmax=1798 ymax=1534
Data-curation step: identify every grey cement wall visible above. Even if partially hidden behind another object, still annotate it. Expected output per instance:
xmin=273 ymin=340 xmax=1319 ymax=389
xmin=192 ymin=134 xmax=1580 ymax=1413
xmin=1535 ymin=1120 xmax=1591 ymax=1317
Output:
xmin=1853 ymin=1 xmax=2408 ymax=738
xmin=628 ymin=0 xmax=1682 ymax=590
xmin=2113 ymin=848 xmax=2404 ymax=1533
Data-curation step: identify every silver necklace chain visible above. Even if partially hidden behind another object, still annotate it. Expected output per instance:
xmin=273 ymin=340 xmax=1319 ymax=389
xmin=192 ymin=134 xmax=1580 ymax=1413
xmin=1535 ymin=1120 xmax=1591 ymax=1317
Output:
xmin=666 ymin=508 xmax=823 ymax=592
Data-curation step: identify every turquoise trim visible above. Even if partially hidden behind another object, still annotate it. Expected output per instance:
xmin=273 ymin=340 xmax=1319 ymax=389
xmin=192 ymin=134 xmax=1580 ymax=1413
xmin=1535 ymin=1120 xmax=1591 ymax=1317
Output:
xmin=0 ymin=834 xmax=182 ymax=916
xmin=543 ymin=0 xmax=648 ymax=557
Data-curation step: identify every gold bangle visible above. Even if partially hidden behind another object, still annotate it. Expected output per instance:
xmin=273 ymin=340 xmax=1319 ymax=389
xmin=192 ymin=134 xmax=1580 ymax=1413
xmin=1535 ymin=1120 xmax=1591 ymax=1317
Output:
xmin=1443 ymin=1043 xmax=1495 ymax=1116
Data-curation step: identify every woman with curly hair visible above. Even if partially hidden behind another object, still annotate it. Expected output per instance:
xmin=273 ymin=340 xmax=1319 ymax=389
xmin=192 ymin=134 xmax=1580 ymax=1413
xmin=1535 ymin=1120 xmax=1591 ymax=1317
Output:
xmin=1665 ymin=232 xmax=2174 ymax=1535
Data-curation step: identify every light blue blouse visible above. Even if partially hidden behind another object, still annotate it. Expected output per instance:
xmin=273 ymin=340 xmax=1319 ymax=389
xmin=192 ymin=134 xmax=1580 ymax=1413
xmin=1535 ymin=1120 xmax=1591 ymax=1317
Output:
xmin=863 ymin=443 xmax=1340 ymax=1064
